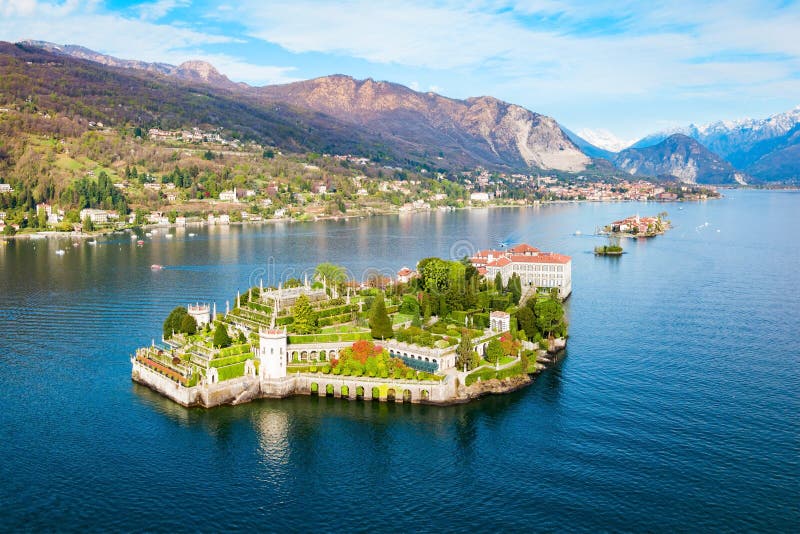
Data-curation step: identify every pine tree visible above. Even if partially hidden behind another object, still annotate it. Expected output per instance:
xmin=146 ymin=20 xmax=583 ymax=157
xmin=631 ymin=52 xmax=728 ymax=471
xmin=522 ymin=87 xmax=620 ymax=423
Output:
xmin=494 ymin=272 xmax=503 ymax=292
xmin=456 ymin=328 xmax=474 ymax=371
xmin=213 ymin=323 xmax=232 ymax=348
xmin=369 ymin=292 xmax=393 ymax=339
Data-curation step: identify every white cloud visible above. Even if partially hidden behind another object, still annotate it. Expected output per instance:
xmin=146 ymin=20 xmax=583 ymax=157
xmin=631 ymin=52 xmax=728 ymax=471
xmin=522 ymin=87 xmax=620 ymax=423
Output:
xmin=136 ymin=0 xmax=189 ymax=21
xmin=228 ymin=0 xmax=800 ymax=100
xmin=0 ymin=0 xmax=297 ymax=85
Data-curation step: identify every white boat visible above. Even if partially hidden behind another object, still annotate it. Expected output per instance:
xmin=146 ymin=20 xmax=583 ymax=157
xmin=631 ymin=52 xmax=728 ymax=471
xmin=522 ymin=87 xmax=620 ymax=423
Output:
xmin=145 ymin=232 xmax=152 ymax=237
xmin=165 ymin=234 xmax=173 ymax=239
xmin=150 ymin=264 xmax=164 ymax=271
xmin=188 ymin=233 xmax=196 ymax=237
xmin=88 ymin=240 xmax=97 ymax=246
xmin=55 ymin=249 xmax=65 ymax=255
xmin=574 ymin=230 xmax=582 ymax=235
xmin=131 ymin=234 xmax=138 ymax=240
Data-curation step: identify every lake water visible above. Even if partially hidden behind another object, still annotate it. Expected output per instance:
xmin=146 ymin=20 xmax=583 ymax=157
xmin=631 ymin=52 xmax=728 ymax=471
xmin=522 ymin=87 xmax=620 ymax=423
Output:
xmin=1 ymin=190 xmax=798 ymax=531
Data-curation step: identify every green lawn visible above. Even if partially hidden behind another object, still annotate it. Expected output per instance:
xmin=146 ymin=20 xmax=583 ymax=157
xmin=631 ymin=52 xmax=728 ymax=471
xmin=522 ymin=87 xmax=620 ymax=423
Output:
xmin=392 ymin=313 xmax=414 ymax=325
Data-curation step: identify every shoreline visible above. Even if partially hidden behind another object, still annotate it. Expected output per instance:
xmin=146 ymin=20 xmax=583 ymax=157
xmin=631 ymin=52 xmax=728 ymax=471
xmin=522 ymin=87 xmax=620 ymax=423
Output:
xmin=131 ymin=346 xmax=566 ymax=408
xmin=1 ymin=195 xmax=715 ymax=241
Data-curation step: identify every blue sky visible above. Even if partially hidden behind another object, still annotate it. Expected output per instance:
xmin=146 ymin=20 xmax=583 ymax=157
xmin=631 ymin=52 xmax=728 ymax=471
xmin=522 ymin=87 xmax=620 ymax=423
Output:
xmin=1 ymin=0 xmax=799 ymax=141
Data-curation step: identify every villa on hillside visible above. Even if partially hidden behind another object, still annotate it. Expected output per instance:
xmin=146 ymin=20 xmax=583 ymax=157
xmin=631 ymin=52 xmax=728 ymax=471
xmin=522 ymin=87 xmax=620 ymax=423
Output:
xmin=470 ymin=243 xmax=572 ymax=299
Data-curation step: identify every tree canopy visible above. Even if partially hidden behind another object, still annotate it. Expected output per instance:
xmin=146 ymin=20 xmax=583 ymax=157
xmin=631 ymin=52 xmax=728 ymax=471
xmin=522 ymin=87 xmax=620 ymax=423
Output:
xmin=369 ymin=292 xmax=393 ymax=339
xmin=291 ymin=294 xmax=318 ymax=334
xmin=534 ymin=298 xmax=565 ymax=338
xmin=212 ymin=323 xmax=232 ymax=348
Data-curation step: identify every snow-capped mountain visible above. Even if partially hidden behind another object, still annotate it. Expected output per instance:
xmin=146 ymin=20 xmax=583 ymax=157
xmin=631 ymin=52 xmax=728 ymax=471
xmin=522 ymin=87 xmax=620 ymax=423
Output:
xmin=575 ymin=128 xmax=634 ymax=152
xmin=630 ymin=107 xmax=800 ymax=182
xmin=633 ymin=107 xmax=800 ymax=167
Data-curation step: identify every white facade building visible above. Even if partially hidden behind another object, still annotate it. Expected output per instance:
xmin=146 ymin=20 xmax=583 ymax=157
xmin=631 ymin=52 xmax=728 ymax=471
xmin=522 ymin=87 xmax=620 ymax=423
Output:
xmin=471 ymin=243 xmax=572 ymax=299
xmin=187 ymin=303 xmax=211 ymax=326
xmin=490 ymin=311 xmax=511 ymax=332
xmin=259 ymin=328 xmax=288 ymax=380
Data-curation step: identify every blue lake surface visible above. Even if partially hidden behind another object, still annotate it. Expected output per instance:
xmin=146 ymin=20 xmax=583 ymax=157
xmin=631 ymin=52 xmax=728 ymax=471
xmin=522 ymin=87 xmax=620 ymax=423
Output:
xmin=1 ymin=190 xmax=798 ymax=531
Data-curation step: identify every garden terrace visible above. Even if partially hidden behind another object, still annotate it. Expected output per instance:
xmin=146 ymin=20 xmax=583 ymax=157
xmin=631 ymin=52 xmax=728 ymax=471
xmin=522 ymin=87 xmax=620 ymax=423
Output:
xmin=287 ymin=331 xmax=372 ymax=344
xmin=465 ymin=360 xmax=526 ymax=386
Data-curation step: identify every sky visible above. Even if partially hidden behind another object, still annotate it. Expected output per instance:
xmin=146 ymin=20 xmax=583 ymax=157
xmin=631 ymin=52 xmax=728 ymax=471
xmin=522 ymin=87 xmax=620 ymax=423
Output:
xmin=0 ymin=0 xmax=799 ymax=142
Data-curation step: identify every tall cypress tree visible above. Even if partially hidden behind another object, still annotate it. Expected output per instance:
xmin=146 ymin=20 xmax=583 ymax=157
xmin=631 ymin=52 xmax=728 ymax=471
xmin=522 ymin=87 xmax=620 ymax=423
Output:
xmin=369 ymin=293 xmax=393 ymax=339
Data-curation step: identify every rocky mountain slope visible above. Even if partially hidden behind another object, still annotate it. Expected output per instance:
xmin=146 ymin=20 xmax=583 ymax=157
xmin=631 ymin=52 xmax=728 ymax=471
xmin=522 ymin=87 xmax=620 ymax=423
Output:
xmin=0 ymin=41 xmax=389 ymax=157
xmin=20 ymin=40 xmax=242 ymax=90
xmin=17 ymin=41 xmax=588 ymax=172
xmin=613 ymin=134 xmax=748 ymax=185
xmin=257 ymin=75 xmax=589 ymax=171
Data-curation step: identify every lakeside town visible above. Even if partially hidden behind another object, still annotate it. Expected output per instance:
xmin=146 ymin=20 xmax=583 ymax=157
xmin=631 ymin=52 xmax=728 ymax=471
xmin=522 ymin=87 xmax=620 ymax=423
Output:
xmin=0 ymin=110 xmax=720 ymax=238
xmin=0 ymin=156 xmax=718 ymax=238
xmin=132 ymin=244 xmax=571 ymax=407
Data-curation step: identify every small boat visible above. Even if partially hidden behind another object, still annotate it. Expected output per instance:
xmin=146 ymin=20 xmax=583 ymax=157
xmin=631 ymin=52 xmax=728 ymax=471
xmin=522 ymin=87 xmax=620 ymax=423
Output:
xmin=165 ymin=234 xmax=173 ymax=239
xmin=145 ymin=232 xmax=152 ymax=237
xmin=574 ymin=230 xmax=582 ymax=235
xmin=188 ymin=233 xmax=196 ymax=237
xmin=88 ymin=240 xmax=97 ymax=246
xmin=131 ymin=234 xmax=138 ymax=240
xmin=137 ymin=240 xmax=144 ymax=246
xmin=55 ymin=249 xmax=66 ymax=256
xmin=151 ymin=264 xmax=164 ymax=271
xmin=72 ymin=242 xmax=79 ymax=247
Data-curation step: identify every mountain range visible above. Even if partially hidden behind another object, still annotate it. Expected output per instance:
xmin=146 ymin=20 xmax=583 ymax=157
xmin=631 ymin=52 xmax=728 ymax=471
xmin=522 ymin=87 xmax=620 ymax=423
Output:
xmin=8 ymin=40 xmax=588 ymax=173
xmin=3 ymin=40 xmax=798 ymax=183
xmin=613 ymin=134 xmax=747 ymax=185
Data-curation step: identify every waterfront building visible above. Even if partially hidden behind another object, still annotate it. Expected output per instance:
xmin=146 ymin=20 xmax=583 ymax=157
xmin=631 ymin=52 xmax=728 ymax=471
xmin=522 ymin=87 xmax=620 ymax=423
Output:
xmin=79 ymin=208 xmax=111 ymax=224
xmin=471 ymin=243 xmax=572 ymax=299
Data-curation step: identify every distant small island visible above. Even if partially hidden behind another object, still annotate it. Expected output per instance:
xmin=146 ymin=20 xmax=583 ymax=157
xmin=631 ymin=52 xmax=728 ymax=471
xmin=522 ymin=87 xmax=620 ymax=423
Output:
xmin=594 ymin=244 xmax=624 ymax=256
xmin=602 ymin=212 xmax=670 ymax=238
xmin=132 ymin=244 xmax=570 ymax=407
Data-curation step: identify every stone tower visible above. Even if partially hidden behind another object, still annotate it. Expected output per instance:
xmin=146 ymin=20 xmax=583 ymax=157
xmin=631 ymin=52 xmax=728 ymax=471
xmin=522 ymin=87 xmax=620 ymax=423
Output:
xmin=258 ymin=327 xmax=287 ymax=380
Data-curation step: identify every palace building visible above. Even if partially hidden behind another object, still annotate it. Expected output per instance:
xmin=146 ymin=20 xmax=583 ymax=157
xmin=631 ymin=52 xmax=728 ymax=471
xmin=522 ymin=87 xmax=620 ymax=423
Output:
xmin=470 ymin=243 xmax=572 ymax=299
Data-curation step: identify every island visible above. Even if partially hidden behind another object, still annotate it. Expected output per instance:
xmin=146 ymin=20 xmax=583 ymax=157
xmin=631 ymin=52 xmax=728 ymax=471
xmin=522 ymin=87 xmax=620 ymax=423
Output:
xmin=602 ymin=212 xmax=670 ymax=238
xmin=594 ymin=243 xmax=624 ymax=256
xmin=131 ymin=244 xmax=570 ymax=407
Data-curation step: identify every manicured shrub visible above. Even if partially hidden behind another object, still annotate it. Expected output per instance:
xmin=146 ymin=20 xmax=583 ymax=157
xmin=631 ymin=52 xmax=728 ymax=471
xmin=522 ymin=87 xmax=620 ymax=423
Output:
xmin=322 ymin=365 xmax=331 ymax=374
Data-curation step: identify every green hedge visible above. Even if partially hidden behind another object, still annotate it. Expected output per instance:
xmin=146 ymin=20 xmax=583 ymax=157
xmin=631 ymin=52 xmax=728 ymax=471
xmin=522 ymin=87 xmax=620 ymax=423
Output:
xmin=217 ymin=362 xmax=246 ymax=381
xmin=450 ymin=310 xmax=469 ymax=324
xmin=315 ymin=304 xmax=356 ymax=319
xmin=217 ymin=344 xmax=251 ymax=358
xmin=209 ymin=352 xmax=253 ymax=368
xmin=317 ymin=313 xmax=354 ymax=327
xmin=287 ymin=332 xmax=372 ymax=344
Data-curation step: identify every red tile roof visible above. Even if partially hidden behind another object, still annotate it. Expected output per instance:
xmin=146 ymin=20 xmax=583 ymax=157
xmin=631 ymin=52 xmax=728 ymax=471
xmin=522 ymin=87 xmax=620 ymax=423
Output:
xmin=486 ymin=257 xmax=512 ymax=267
xmin=506 ymin=253 xmax=571 ymax=264
xmin=509 ymin=243 xmax=540 ymax=254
